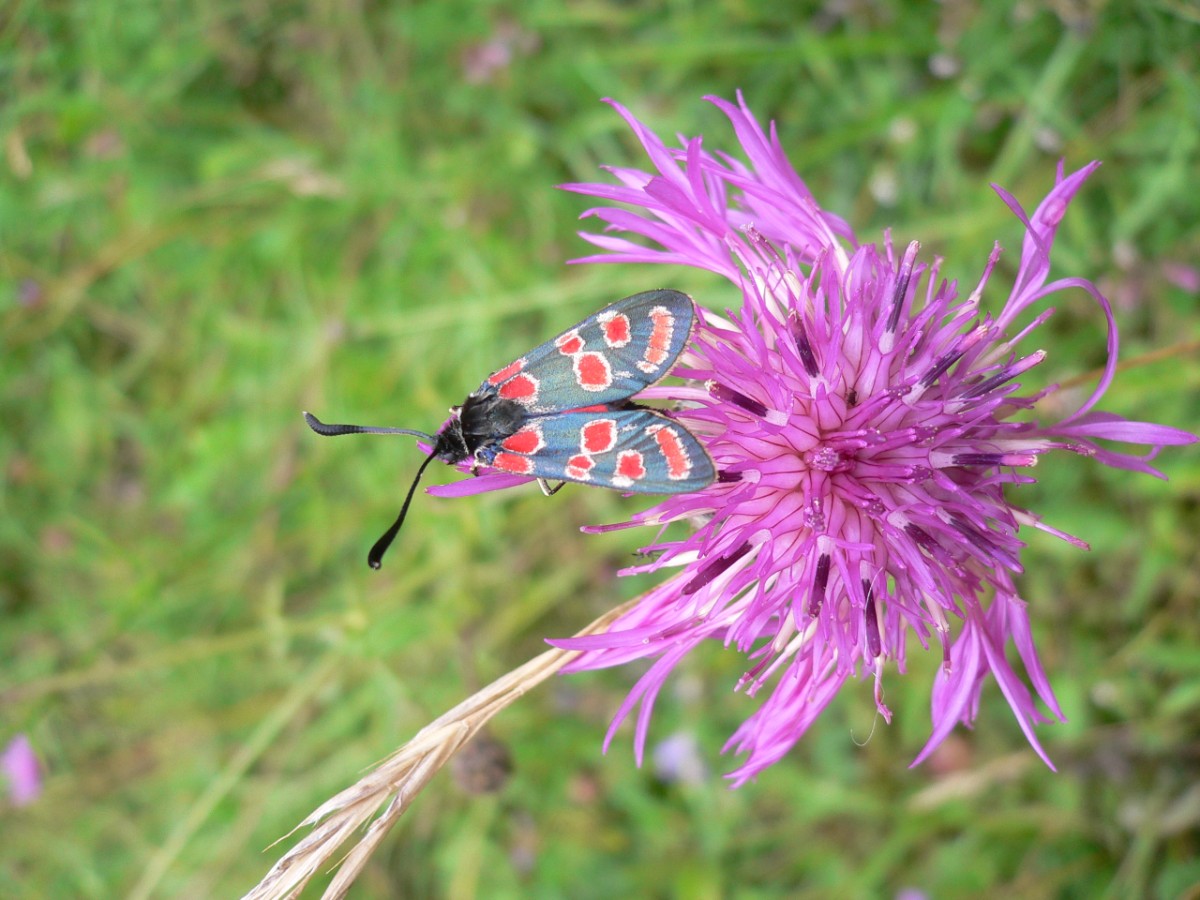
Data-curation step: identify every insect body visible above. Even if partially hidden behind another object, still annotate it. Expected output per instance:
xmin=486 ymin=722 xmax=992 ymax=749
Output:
xmin=306 ymin=289 xmax=715 ymax=568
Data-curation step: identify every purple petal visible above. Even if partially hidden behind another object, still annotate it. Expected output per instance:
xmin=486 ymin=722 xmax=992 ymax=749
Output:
xmin=1051 ymin=412 xmax=1197 ymax=446
xmin=426 ymin=472 xmax=534 ymax=498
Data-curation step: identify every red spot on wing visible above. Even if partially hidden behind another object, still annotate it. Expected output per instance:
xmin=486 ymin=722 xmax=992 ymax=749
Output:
xmin=581 ymin=418 xmax=617 ymax=454
xmin=501 ymin=426 xmax=543 ymax=454
xmin=492 ymin=452 xmax=534 ymax=475
xmin=600 ymin=312 xmax=631 ymax=348
xmin=652 ymin=424 xmax=692 ymax=480
xmin=637 ymin=306 xmax=675 ymax=374
xmin=615 ymin=450 xmax=646 ymax=481
xmin=498 ymin=373 xmax=538 ymax=402
xmin=574 ymin=351 xmax=612 ymax=392
xmin=566 ymin=454 xmax=594 ymax=480
xmin=556 ymin=331 xmax=584 ymax=355
xmin=571 ymin=404 xmax=609 ymax=413
xmin=488 ymin=358 xmax=525 ymax=385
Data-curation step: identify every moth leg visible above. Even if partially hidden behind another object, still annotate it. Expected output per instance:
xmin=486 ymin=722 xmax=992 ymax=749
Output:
xmin=537 ymin=478 xmax=567 ymax=497
xmin=470 ymin=450 xmax=490 ymax=476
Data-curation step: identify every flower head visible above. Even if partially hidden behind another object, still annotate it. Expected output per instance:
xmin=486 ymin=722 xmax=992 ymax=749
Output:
xmin=538 ymin=94 xmax=1196 ymax=784
xmin=3 ymin=734 xmax=42 ymax=807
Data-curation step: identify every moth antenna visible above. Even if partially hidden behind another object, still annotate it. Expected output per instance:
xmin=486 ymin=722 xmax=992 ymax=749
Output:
xmin=367 ymin=449 xmax=440 ymax=570
xmin=304 ymin=411 xmax=434 ymax=442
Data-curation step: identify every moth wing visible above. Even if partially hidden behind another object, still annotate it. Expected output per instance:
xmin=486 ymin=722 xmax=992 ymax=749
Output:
xmin=480 ymin=290 xmax=697 ymax=414
xmin=485 ymin=409 xmax=715 ymax=494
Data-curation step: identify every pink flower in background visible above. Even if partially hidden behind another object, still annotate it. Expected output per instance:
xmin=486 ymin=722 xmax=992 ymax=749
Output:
xmin=3 ymin=734 xmax=42 ymax=806
xmin=537 ymin=93 xmax=1198 ymax=784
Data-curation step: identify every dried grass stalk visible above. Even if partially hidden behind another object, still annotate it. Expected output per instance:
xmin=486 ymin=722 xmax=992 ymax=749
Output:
xmin=242 ymin=598 xmax=637 ymax=900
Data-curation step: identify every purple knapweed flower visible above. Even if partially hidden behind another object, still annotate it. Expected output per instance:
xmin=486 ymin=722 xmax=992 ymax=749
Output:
xmin=433 ymin=94 xmax=1195 ymax=784
xmin=3 ymin=734 xmax=42 ymax=806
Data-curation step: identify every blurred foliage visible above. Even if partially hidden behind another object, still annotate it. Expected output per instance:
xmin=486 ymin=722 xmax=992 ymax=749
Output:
xmin=2 ymin=1 xmax=1198 ymax=897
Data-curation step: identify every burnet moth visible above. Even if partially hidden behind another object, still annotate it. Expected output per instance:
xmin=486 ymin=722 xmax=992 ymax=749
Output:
xmin=305 ymin=289 xmax=716 ymax=569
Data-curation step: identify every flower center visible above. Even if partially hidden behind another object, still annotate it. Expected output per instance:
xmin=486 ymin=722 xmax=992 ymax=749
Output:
xmin=806 ymin=444 xmax=851 ymax=473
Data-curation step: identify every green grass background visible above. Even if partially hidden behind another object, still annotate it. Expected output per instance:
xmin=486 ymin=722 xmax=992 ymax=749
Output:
xmin=3 ymin=2 xmax=1199 ymax=897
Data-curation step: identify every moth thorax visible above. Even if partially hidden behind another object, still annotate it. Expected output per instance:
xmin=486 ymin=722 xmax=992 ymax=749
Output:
xmin=459 ymin=392 xmax=527 ymax=451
